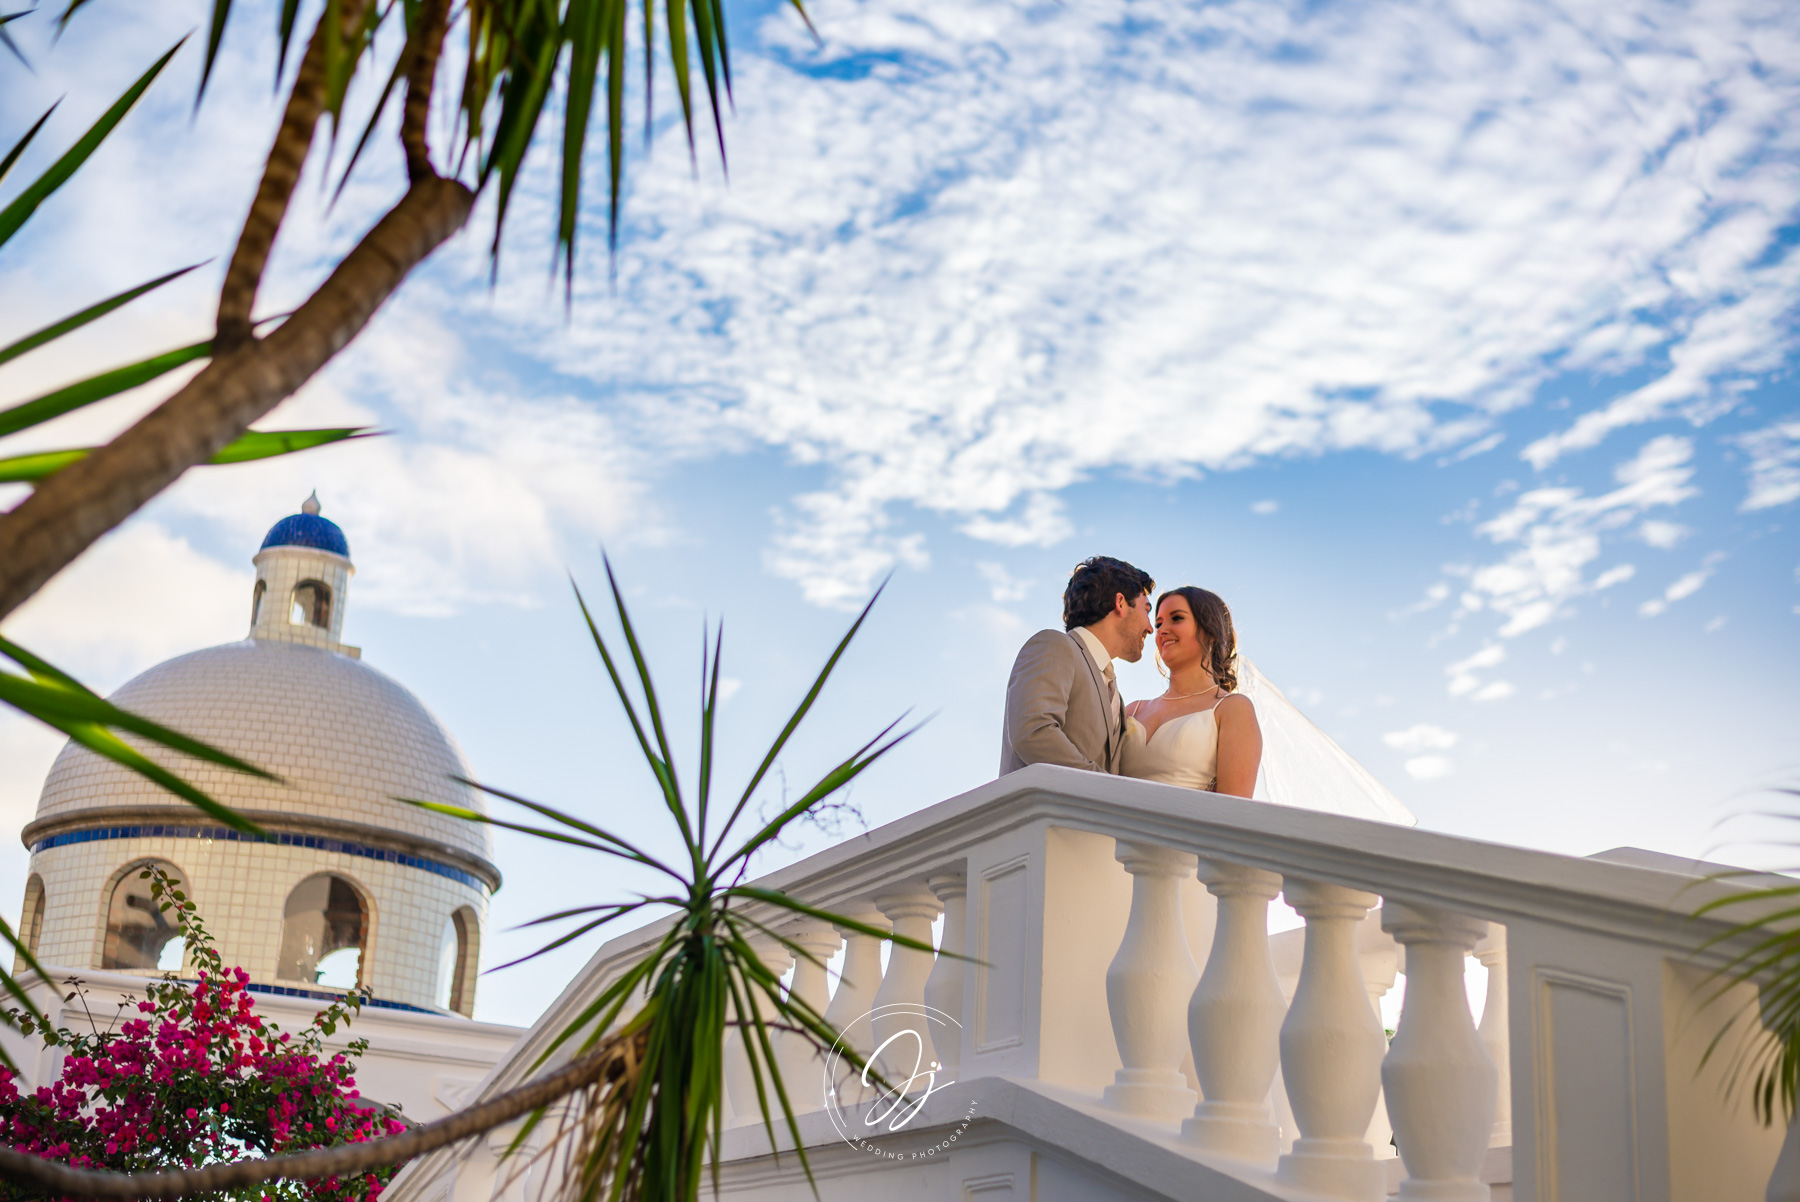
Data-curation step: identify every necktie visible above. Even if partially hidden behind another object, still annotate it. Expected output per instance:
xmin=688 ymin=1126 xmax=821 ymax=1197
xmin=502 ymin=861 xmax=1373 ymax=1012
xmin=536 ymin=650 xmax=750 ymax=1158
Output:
xmin=1102 ymin=661 xmax=1120 ymax=726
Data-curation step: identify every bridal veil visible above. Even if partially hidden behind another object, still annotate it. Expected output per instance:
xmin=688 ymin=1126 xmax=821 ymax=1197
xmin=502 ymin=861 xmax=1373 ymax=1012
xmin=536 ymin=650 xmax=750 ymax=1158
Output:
xmin=1235 ymin=655 xmax=1416 ymax=826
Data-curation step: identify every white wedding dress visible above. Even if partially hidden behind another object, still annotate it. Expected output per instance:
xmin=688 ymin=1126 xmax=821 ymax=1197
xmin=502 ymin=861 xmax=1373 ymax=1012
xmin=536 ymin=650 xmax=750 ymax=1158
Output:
xmin=1120 ymin=655 xmax=1414 ymax=826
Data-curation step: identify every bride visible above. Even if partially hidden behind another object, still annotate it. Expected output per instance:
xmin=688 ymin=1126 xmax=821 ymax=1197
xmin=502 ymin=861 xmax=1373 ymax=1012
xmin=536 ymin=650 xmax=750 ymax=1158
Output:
xmin=1122 ymin=587 xmax=1261 ymax=796
xmin=1121 ymin=585 xmax=1414 ymax=824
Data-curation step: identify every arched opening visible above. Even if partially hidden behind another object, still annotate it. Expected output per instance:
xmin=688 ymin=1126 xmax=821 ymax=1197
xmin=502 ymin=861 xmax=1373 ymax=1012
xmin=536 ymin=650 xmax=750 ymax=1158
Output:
xmin=435 ymin=907 xmax=479 ymax=1015
xmin=19 ymin=874 xmax=45 ymax=960
xmin=290 ymin=580 xmax=331 ymax=629
xmin=251 ymin=578 xmax=266 ymax=625
xmin=101 ymin=860 xmax=187 ymax=972
xmin=277 ymin=874 xmax=366 ymax=988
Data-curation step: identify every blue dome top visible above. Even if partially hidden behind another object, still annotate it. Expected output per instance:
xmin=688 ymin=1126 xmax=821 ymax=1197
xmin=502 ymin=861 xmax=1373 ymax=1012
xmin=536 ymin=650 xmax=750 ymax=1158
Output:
xmin=260 ymin=493 xmax=350 ymax=558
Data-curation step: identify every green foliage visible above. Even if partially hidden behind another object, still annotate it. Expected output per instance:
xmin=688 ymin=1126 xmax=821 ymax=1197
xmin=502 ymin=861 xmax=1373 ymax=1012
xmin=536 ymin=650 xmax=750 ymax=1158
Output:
xmin=1693 ymin=794 xmax=1800 ymax=1126
xmin=192 ymin=0 xmax=810 ymax=284
xmin=0 ymin=427 xmax=375 ymax=482
xmin=403 ymin=562 xmax=935 ymax=1201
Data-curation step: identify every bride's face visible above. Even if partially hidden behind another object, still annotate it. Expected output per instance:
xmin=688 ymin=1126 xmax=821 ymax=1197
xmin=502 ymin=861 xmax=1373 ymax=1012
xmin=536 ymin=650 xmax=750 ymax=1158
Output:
xmin=1155 ymin=595 xmax=1207 ymax=670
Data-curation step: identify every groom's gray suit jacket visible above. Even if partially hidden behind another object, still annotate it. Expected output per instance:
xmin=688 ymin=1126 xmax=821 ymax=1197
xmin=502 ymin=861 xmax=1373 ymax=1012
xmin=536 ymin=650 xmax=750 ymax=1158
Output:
xmin=999 ymin=629 xmax=1123 ymax=777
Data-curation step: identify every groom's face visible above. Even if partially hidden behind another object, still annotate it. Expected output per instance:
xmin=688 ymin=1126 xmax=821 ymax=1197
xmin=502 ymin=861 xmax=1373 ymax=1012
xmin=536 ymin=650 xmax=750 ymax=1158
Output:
xmin=1115 ymin=592 xmax=1154 ymax=662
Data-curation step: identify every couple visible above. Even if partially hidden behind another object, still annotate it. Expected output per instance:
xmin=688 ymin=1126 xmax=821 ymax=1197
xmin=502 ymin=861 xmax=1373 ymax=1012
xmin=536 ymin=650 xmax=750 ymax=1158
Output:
xmin=1000 ymin=556 xmax=1263 ymax=797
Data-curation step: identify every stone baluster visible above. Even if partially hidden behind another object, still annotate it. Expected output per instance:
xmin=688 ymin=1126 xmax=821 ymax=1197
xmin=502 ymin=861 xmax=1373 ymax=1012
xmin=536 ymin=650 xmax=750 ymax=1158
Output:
xmin=1276 ymin=880 xmax=1388 ymax=1202
xmin=823 ymin=908 xmax=889 ymax=1105
xmin=485 ymin=1120 xmax=543 ymax=1202
xmin=923 ymin=871 xmax=968 ymax=1080
xmin=1380 ymin=903 xmax=1496 ymax=1201
xmin=1358 ymin=917 xmax=1401 ymax=1158
xmin=774 ymin=919 xmax=843 ymax=1115
xmin=724 ymin=934 xmax=795 ymax=1120
xmin=1104 ymin=840 xmax=1201 ymax=1122
xmin=1474 ymin=927 xmax=1511 ymax=1148
xmin=870 ymin=886 xmax=944 ymax=1088
xmin=1182 ymin=859 xmax=1286 ymax=1161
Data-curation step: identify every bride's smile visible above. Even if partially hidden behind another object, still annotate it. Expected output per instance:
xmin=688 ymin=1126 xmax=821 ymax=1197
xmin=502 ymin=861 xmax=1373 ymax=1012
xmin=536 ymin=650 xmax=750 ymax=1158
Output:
xmin=1123 ymin=587 xmax=1264 ymax=798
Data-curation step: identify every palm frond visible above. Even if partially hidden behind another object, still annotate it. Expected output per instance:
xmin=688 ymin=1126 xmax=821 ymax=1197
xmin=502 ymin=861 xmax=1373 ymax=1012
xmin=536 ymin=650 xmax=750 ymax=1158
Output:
xmin=707 ymin=579 xmax=888 ymax=869
xmin=0 ymin=263 xmax=205 ymax=368
xmin=0 ymin=340 xmax=213 ymax=439
xmin=0 ymin=427 xmax=373 ymax=484
xmin=0 ymin=100 xmax=58 ymax=188
xmin=419 ymin=568 xmax=912 ymax=1202
xmin=0 ymin=40 xmax=183 ymax=248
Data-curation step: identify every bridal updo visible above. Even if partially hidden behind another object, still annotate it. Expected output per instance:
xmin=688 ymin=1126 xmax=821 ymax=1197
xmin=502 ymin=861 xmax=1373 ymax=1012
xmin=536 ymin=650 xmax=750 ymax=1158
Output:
xmin=1158 ymin=586 xmax=1238 ymax=693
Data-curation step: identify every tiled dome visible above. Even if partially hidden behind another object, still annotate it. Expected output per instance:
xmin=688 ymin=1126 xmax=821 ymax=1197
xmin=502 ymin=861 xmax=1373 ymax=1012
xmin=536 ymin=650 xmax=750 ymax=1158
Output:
xmin=32 ymin=640 xmax=495 ymax=877
xmin=260 ymin=492 xmax=350 ymax=558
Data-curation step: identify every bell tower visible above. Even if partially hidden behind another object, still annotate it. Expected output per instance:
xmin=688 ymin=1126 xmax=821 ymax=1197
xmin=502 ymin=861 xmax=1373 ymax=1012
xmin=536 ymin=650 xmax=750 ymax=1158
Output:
xmin=250 ymin=491 xmax=359 ymax=657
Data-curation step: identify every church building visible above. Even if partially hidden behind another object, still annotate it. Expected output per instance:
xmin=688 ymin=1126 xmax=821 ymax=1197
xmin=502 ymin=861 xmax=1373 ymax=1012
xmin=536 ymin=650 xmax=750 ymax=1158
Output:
xmin=5 ymin=496 xmax=523 ymax=1116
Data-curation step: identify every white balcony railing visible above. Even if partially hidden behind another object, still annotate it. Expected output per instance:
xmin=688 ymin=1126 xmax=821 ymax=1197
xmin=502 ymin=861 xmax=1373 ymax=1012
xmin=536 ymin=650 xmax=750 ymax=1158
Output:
xmin=392 ymin=764 xmax=1799 ymax=1202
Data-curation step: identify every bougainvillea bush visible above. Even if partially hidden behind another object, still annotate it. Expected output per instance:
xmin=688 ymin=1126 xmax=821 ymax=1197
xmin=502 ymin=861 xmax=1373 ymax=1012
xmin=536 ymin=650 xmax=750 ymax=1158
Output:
xmin=0 ymin=867 xmax=407 ymax=1201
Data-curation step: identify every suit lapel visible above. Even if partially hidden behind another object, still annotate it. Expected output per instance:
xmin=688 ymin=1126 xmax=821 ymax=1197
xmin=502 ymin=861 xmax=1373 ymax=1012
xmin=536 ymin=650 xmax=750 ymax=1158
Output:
xmin=1067 ymin=631 xmax=1120 ymax=767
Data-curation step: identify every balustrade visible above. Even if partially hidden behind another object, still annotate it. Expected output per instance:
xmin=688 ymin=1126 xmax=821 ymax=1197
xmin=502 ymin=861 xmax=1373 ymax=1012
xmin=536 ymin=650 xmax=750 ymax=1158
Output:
xmin=923 ymin=871 xmax=968 ymax=1079
xmin=1180 ymin=860 xmax=1296 ymax=1158
xmin=1380 ymin=902 xmax=1495 ymax=1201
xmin=1473 ymin=927 xmax=1510 ymax=1148
xmin=402 ymin=766 xmax=1792 ymax=1202
xmin=821 ymin=907 xmax=888 ymax=1106
xmin=1358 ymin=917 xmax=1401 ymax=1158
xmin=1276 ymin=879 xmax=1388 ymax=1202
xmin=723 ymin=934 xmax=794 ymax=1120
xmin=1105 ymin=840 xmax=1202 ymax=1122
xmin=870 ymin=885 xmax=944 ymax=1086
xmin=773 ymin=919 xmax=842 ymax=1114
xmin=1182 ymin=858 xmax=1286 ymax=1161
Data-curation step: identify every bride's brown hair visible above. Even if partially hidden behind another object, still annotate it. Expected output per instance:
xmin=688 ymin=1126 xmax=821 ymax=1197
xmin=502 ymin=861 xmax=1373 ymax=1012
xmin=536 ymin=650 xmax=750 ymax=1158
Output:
xmin=1157 ymin=586 xmax=1238 ymax=693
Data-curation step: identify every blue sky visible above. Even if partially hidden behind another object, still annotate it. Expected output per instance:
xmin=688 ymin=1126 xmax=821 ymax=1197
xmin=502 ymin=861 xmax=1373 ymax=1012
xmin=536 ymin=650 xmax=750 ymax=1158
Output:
xmin=1 ymin=0 xmax=1797 ymax=1029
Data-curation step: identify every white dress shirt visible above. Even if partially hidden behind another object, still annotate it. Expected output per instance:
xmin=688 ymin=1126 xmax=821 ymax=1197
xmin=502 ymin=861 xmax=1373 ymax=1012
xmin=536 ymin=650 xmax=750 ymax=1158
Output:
xmin=1070 ymin=625 xmax=1121 ymax=724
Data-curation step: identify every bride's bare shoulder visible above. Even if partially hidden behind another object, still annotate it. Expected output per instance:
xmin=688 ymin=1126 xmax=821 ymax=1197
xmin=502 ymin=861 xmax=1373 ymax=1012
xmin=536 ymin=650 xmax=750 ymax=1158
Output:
xmin=1216 ymin=693 xmax=1256 ymax=718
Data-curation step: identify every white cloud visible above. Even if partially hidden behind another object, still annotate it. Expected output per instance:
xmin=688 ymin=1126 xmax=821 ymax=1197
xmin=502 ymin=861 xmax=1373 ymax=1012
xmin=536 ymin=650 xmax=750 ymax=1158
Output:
xmin=1250 ymin=499 xmax=1280 ymax=515
xmin=1451 ymin=435 xmax=1696 ymax=638
xmin=1 ymin=521 xmax=248 ymax=688
xmin=1736 ymin=421 xmax=1800 ymax=511
xmin=460 ymin=0 xmax=1800 ymax=603
xmin=1637 ymin=520 xmax=1690 ymax=549
xmin=0 ymin=716 xmax=69 ymax=837
xmin=1404 ymin=756 xmax=1454 ymax=781
xmin=1639 ymin=553 xmax=1725 ymax=617
xmin=9 ymin=0 xmax=1800 ymax=609
xmin=1472 ymin=680 xmax=1516 ymax=702
xmin=1383 ymin=724 xmax=1459 ymax=754
xmin=959 ymin=493 xmax=1073 ymax=549
xmin=977 ymin=561 xmax=1031 ymax=604
xmin=155 ymin=314 xmax=648 ymax=617
xmin=1446 ymin=644 xmax=1505 ymax=696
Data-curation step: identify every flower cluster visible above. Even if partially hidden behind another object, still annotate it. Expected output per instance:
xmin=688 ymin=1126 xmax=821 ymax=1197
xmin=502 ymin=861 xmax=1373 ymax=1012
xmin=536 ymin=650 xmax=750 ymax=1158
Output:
xmin=1 ymin=868 xmax=407 ymax=1202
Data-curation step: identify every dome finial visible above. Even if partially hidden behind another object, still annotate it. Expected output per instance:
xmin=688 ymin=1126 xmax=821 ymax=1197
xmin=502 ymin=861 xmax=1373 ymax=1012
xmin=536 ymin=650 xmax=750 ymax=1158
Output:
xmin=301 ymin=490 xmax=321 ymax=516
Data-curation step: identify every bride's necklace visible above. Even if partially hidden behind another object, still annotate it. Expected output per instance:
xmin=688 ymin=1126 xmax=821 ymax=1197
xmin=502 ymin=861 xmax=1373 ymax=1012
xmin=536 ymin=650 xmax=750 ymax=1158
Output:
xmin=1161 ymin=682 xmax=1219 ymax=701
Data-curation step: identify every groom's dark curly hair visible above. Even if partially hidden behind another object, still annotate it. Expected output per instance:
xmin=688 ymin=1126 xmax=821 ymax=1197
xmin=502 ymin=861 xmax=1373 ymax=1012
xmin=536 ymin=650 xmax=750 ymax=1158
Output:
xmin=1063 ymin=556 xmax=1155 ymax=630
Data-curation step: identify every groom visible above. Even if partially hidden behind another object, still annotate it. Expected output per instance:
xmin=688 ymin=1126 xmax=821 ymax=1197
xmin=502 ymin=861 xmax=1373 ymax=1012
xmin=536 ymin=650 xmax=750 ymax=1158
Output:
xmin=999 ymin=556 xmax=1155 ymax=777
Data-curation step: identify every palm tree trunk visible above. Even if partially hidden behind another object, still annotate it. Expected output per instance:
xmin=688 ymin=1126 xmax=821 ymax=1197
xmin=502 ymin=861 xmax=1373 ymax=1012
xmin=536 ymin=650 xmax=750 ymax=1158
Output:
xmin=0 ymin=176 xmax=473 ymax=623
xmin=216 ymin=0 xmax=373 ymax=350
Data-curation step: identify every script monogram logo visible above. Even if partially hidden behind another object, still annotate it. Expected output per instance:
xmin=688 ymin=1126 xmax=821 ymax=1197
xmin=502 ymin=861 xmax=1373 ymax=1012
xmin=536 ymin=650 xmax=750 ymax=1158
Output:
xmin=821 ymin=1003 xmax=977 ymax=1159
